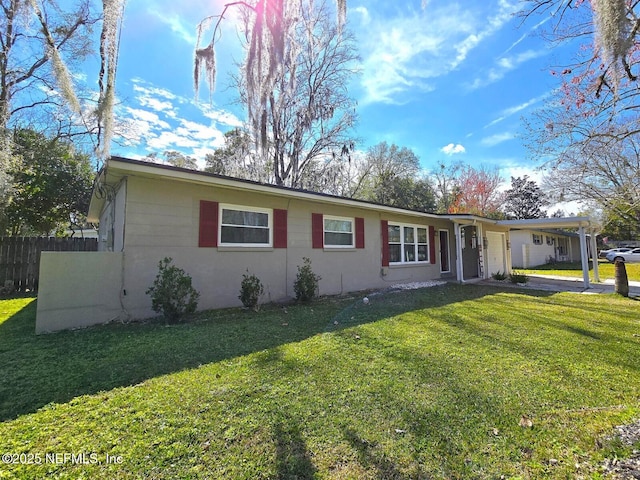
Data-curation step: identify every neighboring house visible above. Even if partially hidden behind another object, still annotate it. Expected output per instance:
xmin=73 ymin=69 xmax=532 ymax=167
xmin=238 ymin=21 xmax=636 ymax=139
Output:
xmin=509 ymin=229 xmax=585 ymax=268
xmin=605 ymin=240 xmax=640 ymax=248
xmin=35 ymin=158 xmax=598 ymax=333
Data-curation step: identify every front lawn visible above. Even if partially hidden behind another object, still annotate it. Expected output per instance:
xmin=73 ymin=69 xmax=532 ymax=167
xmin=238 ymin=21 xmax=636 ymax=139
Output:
xmin=0 ymin=285 xmax=639 ymax=479
xmin=521 ymin=260 xmax=640 ymax=282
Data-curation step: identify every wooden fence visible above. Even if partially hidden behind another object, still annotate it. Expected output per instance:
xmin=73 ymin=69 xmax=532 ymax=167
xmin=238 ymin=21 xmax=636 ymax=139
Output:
xmin=0 ymin=237 xmax=98 ymax=293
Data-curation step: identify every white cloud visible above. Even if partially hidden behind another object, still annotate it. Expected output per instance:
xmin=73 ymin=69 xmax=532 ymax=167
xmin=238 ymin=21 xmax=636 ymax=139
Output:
xmin=501 ymin=14 xmax=553 ymax=56
xmin=114 ymin=78 xmax=241 ymax=160
xmin=139 ymin=97 xmax=176 ymax=115
xmin=484 ymin=92 xmax=550 ymax=128
xmin=547 ymin=200 xmax=585 ymax=216
xmin=358 ymin=1 xmax=519 ymax=105
xmin=501 ymin=165 xmax=543 ymax=184
xmin=440 ymin=143 xmax=466 ymax=155
xmin=490 ymin=163 xmax=542 ymax=193
xmin=147 ymin=10 xmax=197 ymax=44
xmin=175 ymin=119 xmax=226 ymax=145
xmin=124 ymin=107 xmax=171 ymax=130
xmin=469 ymin=48 xmax=548 ymax=90
xmin=72 ymin=72 xmax=88 ymax=82
xmin=481 ymin=132 xmax=515 ymax=147
xmin=146 ymin=131 xmax=202 ymax=151
xmin=132 ymin=80 xmax=178 ymax=100
xmin=350 ymin=6 xmax=370 ymax=25
xmin=497 ymin=164 xmax=584 ymax=214
xmin=131 ymin=80 xmax=181 ymax=118
xmin=198 ymin=105 xmax=243 ymax=128
xmin=451 ymin=0 xmax=519 ymax=68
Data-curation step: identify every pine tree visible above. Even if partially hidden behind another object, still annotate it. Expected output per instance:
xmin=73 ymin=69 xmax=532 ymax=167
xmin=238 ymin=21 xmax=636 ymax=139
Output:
xmin=503 ymin=176 xmax=547 ymax=220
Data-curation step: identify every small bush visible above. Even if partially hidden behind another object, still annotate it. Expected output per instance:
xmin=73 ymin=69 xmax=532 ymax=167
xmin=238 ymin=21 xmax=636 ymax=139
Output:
xmin=492 ymin=271 xmax=507 ymax=281
xmin=509 ymin=271 xmax=529 ymax=284
xmin=146 ymin=257 xmax=200 ymax=323
xmin=293 ymin=257 xmax=321 ymax=302
xmin=239 ymin=270 xmax=264 ymax=311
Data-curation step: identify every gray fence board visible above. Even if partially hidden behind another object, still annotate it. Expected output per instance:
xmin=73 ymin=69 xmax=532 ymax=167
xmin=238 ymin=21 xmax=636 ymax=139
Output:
xmin=0 ymin=237 xmax=98 ymax=293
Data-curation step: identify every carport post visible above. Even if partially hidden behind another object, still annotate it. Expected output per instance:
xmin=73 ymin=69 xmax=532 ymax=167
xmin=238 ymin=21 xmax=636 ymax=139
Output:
xmin=455 ymin=223 xmax=464 ymax=283
xmin=579 ymin=226 xmax=590 ymax=288
xmin=590 ymin=230 xmax=600 ymax=283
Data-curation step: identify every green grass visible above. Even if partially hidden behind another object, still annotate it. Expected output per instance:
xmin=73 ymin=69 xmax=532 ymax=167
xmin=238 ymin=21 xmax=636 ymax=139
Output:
xmin=521 ymin=260 xmax=640 ymax=282
xmin=0 ymin=286 xmax=639 ymax=479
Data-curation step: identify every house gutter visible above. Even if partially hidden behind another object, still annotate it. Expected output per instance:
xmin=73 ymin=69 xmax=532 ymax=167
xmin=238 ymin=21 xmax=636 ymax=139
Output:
xmin=105 ymin=157 xmax=443 ymax=221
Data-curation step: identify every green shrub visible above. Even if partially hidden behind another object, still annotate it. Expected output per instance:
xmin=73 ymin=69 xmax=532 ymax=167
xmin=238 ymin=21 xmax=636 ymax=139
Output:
xmin=293 ymin=257 xmax=321 ymax=302
xmin=239 ymin=270 xmax=264 ymax=311
xmin=492 ymin=271 xmax=507 ymax=281
xmin=509 ymin=271 xmax=529 ymax=284
xmin=146 ymin=257 xmax=200 ymax=323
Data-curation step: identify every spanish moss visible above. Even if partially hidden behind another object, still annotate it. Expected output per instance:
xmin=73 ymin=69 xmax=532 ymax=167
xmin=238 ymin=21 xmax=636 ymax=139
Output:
xmin=592 ymin=0 xmax=630 ymax=85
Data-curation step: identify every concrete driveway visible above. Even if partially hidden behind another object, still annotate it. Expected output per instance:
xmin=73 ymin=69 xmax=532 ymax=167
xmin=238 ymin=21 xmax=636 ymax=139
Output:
xmin=486 ymin=274 xmax=640 ymax=297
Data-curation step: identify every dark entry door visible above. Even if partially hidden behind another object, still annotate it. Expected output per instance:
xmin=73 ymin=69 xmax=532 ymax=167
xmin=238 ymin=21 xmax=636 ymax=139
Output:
xmin=462 ymin=226 xmax=479 ymax=279
xmin=439 ymin=230 xmax=450 ymax=273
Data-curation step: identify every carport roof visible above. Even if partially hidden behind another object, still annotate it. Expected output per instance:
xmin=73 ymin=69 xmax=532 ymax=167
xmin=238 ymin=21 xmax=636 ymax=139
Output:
xmin=444 ymin=215 xmax=595 ymax=231
xmin=496 ymin=217 xmax=593 ymax=230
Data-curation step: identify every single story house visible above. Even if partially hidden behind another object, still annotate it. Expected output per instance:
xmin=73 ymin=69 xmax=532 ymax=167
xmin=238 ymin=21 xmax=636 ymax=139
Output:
xmin=509 ymin=228 xmax=586 ymax=268
xmin=35 ymin=157 xmax=599 ymax=333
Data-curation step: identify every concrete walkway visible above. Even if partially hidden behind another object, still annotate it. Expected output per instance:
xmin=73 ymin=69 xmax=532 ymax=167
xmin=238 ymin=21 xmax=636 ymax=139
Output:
xmin=485 ymin=274 xmax=640 ymax=296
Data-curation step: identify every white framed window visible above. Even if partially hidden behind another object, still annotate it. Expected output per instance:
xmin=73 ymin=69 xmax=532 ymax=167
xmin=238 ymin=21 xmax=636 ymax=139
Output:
xmin=546 ymin=236 xmax=555 ymax=246
xmin=219 ymin=204 xmax=272 ymax=246
xmin=323 ymin=216 xmax=354 ymax=248
xmin=388 ymin=223 xmax=429 ymax=264
xmin=532 ymin=233 xmax=543 ymax=245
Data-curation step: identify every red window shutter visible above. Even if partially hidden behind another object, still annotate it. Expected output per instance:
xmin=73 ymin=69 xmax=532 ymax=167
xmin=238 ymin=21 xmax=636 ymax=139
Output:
xmin=199 ymin=200 xmax=218 ymax=247
xmin=381 ymin=220 xmax=389 ymax=267
xmin=355 ymin=217 xmax=365 ymax=249
xmin=273 ymin=209 xmax=287 ymax=248
xmin=429 ymin=226 xmax=436 ymax=264
xmin=312 ymin=213 xmax=324 ymax=248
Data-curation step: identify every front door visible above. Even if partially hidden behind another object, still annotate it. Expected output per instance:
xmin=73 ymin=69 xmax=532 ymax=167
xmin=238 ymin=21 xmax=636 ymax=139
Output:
xmin=462 ymin=226 xmax=480 ymax=279
xmin=486 ymin=232 xmax=505 ymax=276
xmin=439 ymin=230 xmax=450 ymax=273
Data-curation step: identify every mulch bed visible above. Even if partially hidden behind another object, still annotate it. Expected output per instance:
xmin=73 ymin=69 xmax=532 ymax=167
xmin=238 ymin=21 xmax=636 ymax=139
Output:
xmin=603 ymin=420 xmax=640 ymax=479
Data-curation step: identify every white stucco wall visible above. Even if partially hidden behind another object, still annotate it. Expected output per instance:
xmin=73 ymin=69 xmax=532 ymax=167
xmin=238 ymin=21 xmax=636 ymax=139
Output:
xmin=36 ymin=174 xmax=458 ymax=332
xmin=117 ymin=175 xmax=456 ymax=320
xmin=36 ymin=252 xmax=124 ymax=333
xmin=510 ymin=230 xmax=581 ymax=268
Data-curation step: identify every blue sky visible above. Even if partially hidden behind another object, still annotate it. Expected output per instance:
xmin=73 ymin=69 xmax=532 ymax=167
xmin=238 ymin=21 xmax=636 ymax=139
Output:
xmin=105 ymin=0 xmax=581 ymax=194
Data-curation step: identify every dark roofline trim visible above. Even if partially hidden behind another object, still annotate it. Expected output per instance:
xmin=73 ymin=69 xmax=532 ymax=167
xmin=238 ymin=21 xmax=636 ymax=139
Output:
xmin=106 ymin=157 xmax=592 ymax=229
xmin=108 ymin=156 xmax=452 ymax=219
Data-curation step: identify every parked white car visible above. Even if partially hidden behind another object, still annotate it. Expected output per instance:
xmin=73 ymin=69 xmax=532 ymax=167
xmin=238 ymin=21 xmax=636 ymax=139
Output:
xmin=606 ymin=248 xmax=640 ymax=263
xmin=599 ymin=247 xmax=632 ymax=258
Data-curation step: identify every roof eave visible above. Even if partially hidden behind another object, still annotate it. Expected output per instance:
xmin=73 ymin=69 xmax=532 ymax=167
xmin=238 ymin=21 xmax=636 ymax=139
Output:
xmin=497 ymin=217 xmax=593 ymax=229
xmin=105 ymin=157 xmax=444 ymax=220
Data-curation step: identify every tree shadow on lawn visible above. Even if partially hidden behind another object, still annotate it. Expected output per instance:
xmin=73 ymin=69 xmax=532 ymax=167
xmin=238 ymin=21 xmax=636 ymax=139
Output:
xmin=328 ymin=313 xmax=639 ymax=478
xmin=0 ymin=284 xmax=554 ymax=422
xmin=303 ymin=334 xmax=524 ymax=478
xmin=343 ymin=428 xmax=409 ymax=479
xmin=428 ymin=292 xmax=640 ymax=380
xmin=273 ymin=414 xmax=317 ymax=480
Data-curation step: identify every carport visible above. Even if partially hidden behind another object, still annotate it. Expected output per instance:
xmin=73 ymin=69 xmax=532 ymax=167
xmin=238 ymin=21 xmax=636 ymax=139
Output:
xmin=497 ymin=217 xmax=599 ymax=288
xmin=448 ymin=215 xmax=598 ymax=288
